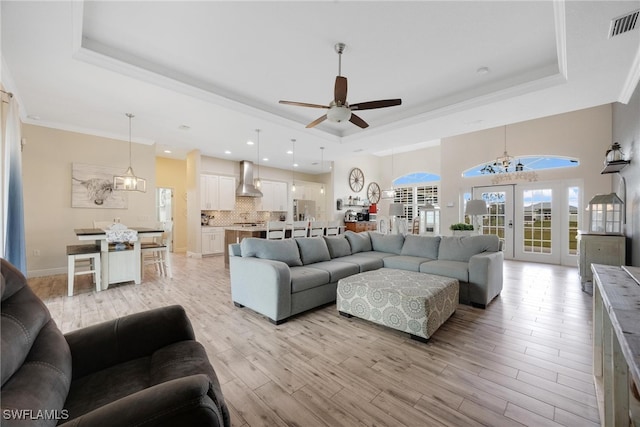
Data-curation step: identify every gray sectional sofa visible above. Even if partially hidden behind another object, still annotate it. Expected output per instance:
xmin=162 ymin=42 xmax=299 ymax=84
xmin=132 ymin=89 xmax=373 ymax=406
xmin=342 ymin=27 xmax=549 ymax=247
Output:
xmin=228 ymin=231 xmax=503 ymax=324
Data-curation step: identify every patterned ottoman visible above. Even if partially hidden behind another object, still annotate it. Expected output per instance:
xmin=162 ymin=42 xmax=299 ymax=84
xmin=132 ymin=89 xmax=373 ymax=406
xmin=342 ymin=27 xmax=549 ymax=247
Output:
xmin=337 ymin=268 xmax=458 ymax=342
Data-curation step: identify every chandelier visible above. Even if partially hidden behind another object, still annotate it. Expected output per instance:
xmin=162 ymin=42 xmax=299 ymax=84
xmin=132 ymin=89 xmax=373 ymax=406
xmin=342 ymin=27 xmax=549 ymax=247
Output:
xmin=480 ymin=125 xmax=537 ymax=183
xmin=113 ymin=113 xmax=146 ymax=192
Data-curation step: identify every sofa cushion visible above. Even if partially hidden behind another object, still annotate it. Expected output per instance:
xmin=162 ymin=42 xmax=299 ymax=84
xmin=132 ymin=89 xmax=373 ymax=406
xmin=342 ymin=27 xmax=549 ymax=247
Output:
xmin=344 ymin=231 xmax=372 ymax=254
xmin=383 ymin=255 xmax=433 ymax=272
xmin=401 ymin=234 xmax=441 ymax=259
xmin=336 ymin=255 xmax=384 ymax=272
xmin=290 ymin=266 xmax=331 ymax=293
xmin=438 ymin=235 xmax=500 ymax=262
xmin=354 ymin=251 xmax=396 ymax=261
xmin=420 ymin=260 xmax=469 ymax=282
xmin=295 ymin=237 xmax=331 ymax=265
xmin=369 ymin=232 xmax=405 ymax=254
xmin=307 ymin=261 xmax=360 ymax=283
xmin=323 ymin=235 xmax=352 ymax=258
xmin=241 ymin=237 xmax=302 ymax=267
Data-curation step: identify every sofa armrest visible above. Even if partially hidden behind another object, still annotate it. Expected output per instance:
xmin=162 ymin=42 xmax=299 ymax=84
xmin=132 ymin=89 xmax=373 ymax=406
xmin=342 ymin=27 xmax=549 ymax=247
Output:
xmin=468 ymin=251 xmax=504 ymax=306
xmin=59 ymin=374 xmax=228 ymax=427
xmin=65 ymin=305 xmax=195 ymax=379
xmin=229 ymin=256 xmax=292 ymax=322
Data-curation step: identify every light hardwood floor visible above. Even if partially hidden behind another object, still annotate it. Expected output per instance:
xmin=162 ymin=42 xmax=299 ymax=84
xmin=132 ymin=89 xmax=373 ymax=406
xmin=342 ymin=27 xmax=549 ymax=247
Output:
xmin=29 ymin=255 xmax=598 ymax=427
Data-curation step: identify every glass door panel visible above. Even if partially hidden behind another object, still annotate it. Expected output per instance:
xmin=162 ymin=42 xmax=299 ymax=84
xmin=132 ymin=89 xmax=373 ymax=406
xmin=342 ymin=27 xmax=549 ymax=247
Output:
xmin=474 ymin=186 xmax=514 ymax=259
xmin=522 ymin=188 xmax=553 ymax=255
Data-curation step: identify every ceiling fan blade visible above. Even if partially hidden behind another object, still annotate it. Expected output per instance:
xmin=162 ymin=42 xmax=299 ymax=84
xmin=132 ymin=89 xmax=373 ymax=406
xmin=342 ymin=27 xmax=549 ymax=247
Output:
xmin=334 ymin=76 xmax=348 ymax=105
xmin=306 ymin=114 xmax=328 ymax=128
xmin=349 ymin=113 xmax=369 ymax=129
xmin=350 ymin=99 xmax=402 ymax=111
xmin=279 ymin=100 xmax=330 ymax=109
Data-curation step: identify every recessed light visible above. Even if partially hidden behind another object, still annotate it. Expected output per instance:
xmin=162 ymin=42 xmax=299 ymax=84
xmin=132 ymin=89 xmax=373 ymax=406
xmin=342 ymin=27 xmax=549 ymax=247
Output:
xmin=164 ymin=150 xmax=172 ymax=154
xmin=247 ymin=140 xmax=254 ymax=145
xmin=476 ymin=66 xmax=490 ymax=75
xmin=293 ymin=163 xmax=298 ymax=167
xmin=262 ymin=157 xmax=269 ymax=162
xmin=287 ymin=150 xmax=293 ymax=155
xmin=224 ymin=150 xmax=231 ymax=155
xmin=178 ymin=124 xmax=191 ymax=130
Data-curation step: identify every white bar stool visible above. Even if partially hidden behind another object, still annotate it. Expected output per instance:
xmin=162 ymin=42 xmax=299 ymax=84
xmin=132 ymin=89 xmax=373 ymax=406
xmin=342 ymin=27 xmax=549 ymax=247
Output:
xmin=67 ymin=244 xmax=101 ymax=296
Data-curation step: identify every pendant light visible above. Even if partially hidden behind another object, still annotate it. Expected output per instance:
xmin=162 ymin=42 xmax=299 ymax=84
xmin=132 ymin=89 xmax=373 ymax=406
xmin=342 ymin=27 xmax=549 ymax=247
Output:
xmin=113 ymin=113 xmax=146 ymax=192
xmin=494 ymin=125 xmax=513 ymax=172
xmin=319 ymin=146 xmax=325 ymax=195
xmin=254 ymin=129 xmax=261 ymax=189
xmin=291 ymin=139 xmax=296 ymax=192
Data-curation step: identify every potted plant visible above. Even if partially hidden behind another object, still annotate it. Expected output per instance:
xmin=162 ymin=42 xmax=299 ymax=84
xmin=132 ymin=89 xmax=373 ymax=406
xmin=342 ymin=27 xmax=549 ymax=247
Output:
xmin=450 ymin=223 xmax=475 ymax=236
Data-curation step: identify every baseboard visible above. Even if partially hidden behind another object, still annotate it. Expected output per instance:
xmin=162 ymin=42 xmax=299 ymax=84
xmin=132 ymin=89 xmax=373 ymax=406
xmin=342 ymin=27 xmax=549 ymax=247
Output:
xmin=27 ymin=267 xmax=67 ymax=278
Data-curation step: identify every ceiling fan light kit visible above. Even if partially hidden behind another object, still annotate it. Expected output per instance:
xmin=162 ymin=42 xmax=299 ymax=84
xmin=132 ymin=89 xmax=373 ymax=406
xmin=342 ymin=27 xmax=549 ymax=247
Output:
xmin=279 ymin=42 xmax=401 ymax=129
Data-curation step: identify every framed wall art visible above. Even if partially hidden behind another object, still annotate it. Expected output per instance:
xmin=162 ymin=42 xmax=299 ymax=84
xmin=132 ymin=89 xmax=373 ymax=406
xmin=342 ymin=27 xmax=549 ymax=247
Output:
xmin=71 ymin=163 xmax=127 ymax=209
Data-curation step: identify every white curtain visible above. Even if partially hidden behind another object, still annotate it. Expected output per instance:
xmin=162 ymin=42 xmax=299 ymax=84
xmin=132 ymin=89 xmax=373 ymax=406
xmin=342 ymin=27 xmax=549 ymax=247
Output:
xmin=3 ymin=97 xmax=26 ymax=273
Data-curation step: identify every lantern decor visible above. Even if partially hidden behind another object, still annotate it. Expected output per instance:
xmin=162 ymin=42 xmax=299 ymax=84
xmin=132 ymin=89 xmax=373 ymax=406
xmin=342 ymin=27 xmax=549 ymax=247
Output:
xmin=601 ymin=142 xmax=630 ymax=174
xmin=587 ymin=193 xmax=624 ymax=234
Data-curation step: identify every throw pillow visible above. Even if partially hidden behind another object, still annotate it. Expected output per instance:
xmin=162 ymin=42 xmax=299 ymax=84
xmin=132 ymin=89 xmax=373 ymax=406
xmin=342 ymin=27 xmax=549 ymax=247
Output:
xmin=401 ymin=234 xmax=441 ymax=259
xmin=323 ymin=236 xmax=352 ymax=258
xmin=240 ymin=238 xmax=303 ymax=267
xmin=344 ymin=231 xmax=372 ymax=254
xmin=369 ymin=232 xmax=405 ymax=254
xmin=295 ymin=237 xmax=331 ymax=265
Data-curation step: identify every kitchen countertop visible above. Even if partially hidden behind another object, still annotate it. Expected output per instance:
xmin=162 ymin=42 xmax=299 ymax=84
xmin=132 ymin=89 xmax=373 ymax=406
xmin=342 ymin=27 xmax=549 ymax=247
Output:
xmin=223 ymin=226 xmax=268 ymax=232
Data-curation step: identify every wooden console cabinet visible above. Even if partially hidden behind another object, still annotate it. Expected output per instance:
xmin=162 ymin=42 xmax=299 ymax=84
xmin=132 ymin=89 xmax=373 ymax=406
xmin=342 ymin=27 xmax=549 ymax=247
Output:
xmin=344 ymin=221 xmax=377 ymax=233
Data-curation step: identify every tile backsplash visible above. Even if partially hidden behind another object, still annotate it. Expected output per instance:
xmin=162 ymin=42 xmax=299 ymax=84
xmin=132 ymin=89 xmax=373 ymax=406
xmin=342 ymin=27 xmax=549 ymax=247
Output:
xmin=202 ymin=197 xmax=286 ymax=226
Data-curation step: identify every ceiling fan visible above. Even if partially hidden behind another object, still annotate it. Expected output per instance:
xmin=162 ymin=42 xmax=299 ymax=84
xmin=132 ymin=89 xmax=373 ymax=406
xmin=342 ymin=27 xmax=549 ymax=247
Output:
xmin=279 ymin=43 xmax=402 ymax=129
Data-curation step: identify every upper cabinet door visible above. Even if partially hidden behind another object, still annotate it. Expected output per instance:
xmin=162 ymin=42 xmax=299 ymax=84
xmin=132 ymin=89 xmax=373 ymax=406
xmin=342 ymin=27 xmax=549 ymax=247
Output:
xmin=218 ymin=176 xmax=236 ymax=211
xmin=200 ymin=175 xmax=219 ymax=210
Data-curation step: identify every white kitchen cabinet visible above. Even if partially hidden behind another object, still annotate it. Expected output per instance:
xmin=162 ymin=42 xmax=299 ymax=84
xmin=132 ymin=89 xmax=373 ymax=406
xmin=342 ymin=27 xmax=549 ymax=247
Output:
xmin=202 ymin=227 xmax=225 ymax=255
xmin=218 ymin=176 xmax=236 ymax=211
xmin=201 ymin=175 xmax=236 ymax=211
xmin=258 ymin=180 xmax=287 ymax=211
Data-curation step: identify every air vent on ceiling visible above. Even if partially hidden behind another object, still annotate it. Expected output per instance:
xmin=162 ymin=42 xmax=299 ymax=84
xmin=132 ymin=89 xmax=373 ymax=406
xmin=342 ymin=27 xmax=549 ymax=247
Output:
xmin=609 ymin=9 xmax=639 ymax=38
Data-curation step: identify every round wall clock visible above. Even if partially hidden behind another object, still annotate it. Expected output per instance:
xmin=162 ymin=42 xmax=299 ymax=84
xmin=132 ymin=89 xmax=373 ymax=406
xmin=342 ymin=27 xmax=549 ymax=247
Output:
xmin=348 ymin=167 xmax=365 ymax=192
xmin=367 ymin=182 xmax=381 ymax=204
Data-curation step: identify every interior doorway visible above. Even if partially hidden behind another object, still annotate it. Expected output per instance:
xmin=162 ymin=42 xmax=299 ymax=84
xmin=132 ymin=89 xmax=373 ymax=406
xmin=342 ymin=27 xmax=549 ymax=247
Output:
xmin=156 ymin=187 xmax=174 ymax=252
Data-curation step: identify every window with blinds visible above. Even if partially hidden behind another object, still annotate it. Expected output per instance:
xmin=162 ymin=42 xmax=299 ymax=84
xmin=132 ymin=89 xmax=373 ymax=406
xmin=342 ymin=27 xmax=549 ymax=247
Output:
xmin=394 ymin=185 xmax=439 ymax=219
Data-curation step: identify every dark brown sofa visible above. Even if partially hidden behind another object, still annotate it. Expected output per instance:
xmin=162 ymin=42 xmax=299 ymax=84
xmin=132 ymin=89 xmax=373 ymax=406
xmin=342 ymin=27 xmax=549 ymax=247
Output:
xmin=1 ymin=258 xmax=230 ymax=427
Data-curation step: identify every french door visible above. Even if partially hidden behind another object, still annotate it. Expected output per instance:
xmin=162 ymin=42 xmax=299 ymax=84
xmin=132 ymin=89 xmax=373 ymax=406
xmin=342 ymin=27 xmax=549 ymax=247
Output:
xmin=473 ymin=181 xmax=581 ymax=266
xmin=473 ymin=186 xmax=515 ymax=259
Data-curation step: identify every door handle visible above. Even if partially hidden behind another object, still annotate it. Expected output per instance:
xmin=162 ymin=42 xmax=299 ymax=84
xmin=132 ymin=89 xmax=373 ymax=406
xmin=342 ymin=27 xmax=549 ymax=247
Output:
xmin=508 ymin=220 xmax=513 ymax=229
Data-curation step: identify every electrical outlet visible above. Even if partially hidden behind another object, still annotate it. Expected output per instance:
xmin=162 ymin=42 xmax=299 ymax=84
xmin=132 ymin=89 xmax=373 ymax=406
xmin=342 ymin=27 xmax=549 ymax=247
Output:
xmin=33 ymin=249 xmax=41 ymax=256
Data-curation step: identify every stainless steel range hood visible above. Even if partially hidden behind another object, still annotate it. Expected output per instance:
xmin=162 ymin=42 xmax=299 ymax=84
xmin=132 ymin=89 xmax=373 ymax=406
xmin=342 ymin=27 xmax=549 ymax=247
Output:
xmin=236 ymin=160 xmax=263 ymax=197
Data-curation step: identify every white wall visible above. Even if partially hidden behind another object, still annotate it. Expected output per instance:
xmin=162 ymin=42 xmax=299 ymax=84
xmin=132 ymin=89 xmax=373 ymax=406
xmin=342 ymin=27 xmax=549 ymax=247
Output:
xmin=22 ymin=124 xmax=156 ymax=276
xmin=613 ymin=82 xmax=640 ymax=266
xmin=439 ymin=105 xmax=612 ymax=233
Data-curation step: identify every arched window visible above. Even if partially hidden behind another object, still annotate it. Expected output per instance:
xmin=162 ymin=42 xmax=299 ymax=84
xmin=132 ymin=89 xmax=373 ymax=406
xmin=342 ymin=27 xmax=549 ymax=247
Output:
xmin=462 ymin=156 xmax=579 ymax=177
